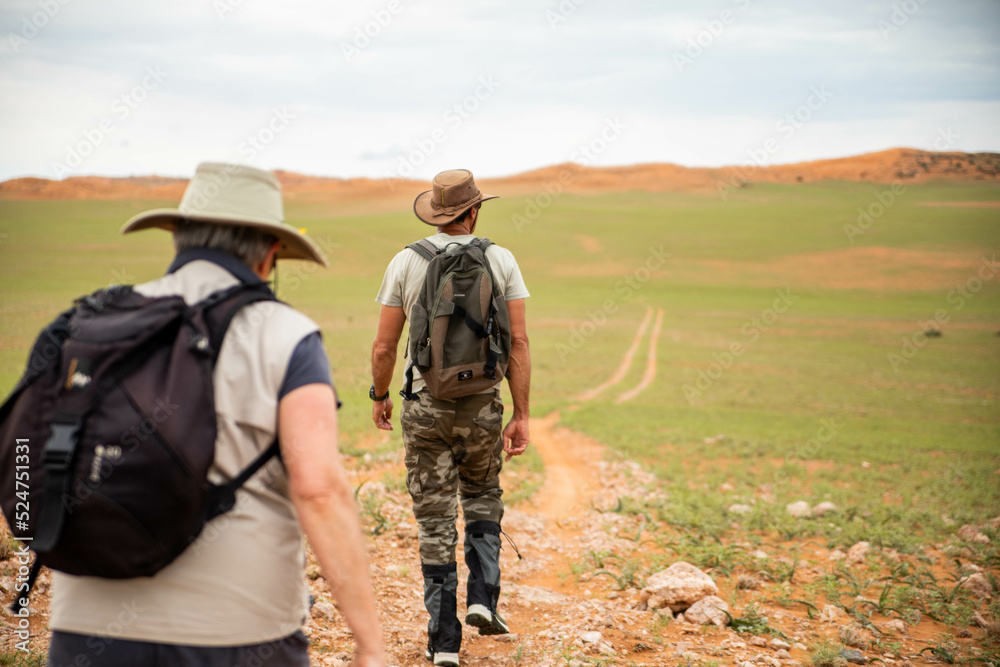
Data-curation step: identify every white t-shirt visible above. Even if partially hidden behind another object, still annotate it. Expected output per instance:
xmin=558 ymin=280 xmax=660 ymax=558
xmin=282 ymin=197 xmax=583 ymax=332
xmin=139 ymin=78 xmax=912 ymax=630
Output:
xmin=375 ymin=233 xmax=530 ymax=393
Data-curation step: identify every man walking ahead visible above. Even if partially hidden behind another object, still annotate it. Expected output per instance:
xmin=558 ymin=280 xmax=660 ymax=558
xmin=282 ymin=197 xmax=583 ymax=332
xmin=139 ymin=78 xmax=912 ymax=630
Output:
xmin=370 ymin=169 xmax=531 ymax=666
xmin=47 ymin=163 xmax=385 ymax=667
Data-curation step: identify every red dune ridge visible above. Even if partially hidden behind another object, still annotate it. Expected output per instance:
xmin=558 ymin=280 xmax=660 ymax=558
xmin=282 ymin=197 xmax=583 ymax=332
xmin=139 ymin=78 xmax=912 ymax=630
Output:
xmin=1 ymin=148 xmax=998 ymax=201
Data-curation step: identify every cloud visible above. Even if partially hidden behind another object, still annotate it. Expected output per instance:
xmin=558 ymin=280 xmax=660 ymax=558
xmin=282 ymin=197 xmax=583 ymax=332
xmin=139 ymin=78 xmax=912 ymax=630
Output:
xmin=0 ymin=0 xmax=998 ymax=180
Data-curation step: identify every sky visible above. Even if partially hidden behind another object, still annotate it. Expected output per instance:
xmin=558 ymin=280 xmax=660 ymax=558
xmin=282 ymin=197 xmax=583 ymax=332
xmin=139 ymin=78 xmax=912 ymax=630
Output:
xmin=0 ymin=0 xmax=998 ymax=182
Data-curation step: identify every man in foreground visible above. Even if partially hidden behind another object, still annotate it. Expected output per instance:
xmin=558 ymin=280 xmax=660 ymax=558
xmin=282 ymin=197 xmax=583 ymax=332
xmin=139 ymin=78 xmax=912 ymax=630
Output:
xmin=369 ymin=169 xmax=531 ymax=666
xmin=46 ymin=162 xmax=385 ymax=667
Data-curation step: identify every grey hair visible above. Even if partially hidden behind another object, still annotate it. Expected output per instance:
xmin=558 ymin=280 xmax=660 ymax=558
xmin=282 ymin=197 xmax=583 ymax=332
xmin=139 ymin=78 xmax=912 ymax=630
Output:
xmin=172 ymin=220 xmax=278 ymax=268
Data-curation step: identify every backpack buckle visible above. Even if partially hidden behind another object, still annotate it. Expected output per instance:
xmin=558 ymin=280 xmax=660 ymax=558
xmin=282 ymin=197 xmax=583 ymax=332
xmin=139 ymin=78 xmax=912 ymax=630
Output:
xmin=42 ymin=420 xmax=81 ymax=471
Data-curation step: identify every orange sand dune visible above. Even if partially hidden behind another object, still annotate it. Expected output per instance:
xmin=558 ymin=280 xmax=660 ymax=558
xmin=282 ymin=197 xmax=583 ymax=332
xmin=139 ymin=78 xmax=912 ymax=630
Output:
xmin=1 ymin=148 xmax=997 ymax=201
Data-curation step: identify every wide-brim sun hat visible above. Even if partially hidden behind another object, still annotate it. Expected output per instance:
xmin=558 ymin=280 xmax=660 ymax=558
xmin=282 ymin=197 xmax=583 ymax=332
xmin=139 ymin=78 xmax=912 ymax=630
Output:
xmin=413 ymin=168 xmax=498 ymax=226
xmin=121 ymin=162 xmax=327 ymax=267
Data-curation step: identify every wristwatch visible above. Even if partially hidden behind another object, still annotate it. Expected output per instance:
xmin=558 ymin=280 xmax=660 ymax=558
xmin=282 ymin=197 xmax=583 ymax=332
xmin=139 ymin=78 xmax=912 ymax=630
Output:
xmin=369 ymin=385 xmax=390 ymax=402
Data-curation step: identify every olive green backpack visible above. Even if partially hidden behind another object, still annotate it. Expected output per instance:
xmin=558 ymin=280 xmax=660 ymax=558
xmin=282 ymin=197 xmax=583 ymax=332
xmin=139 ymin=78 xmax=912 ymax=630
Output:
xmin=401 ymin=238 xmax=511 ymax=400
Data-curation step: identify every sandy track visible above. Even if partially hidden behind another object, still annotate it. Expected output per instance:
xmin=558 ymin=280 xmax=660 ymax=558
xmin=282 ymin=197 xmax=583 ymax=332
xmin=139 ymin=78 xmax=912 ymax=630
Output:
xmin=578 ymin=306 xmax=654 ymax=402
xmin=528 ymin=412 xmax=605 ymax=523
xmin=615 ymin=308 xmax=664 ymax=404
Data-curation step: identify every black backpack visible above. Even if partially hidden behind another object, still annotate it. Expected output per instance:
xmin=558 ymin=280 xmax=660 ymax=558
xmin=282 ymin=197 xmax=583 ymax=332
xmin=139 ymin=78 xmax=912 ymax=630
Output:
xmin=401 ymin=237 xmax=511 ymax=401
xmin=0 ymin=282 xmax=281 ymax=612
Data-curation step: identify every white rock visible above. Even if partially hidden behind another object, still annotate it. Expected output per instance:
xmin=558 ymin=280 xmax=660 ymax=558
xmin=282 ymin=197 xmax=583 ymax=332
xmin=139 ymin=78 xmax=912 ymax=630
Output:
xmin=828 ymin=549 xmax=846 ymax=561
xmin=749 ymin=636 xmax=768 ymax=647
xmin=786 ymin=501 xmax=811 ymax=518
xmin=776 ymin=649 xmax=792 ymax=659
xmin=579 ymin=631 xmax=603 ymax=645
xmin=769 ymin=638 xmax=791 ymax=650
xmin=880 ymin=619 xmax=907 ymax=635
xmin=812 ymin=501 xmax=838 ymax=517
xmin=640 ymin=561 xmax=718 ymax=612
xmin=729 ymin=504 xmax=753 ymax=515
xmin=958 ymin=524 xmax=990 ymax=544
xmin=721 ymin=483 xmax=735 ymax=492
xmin=819 ymin=604 xmax=848 ymax=624
xmin=513 ymin=585 xmax=569 ymax=605
xmin=310 ymin=601 xmax=337 ymax=621
xmin=960 ymin=572 xmax=994 ymax=599
xmin=751 ymin=549 xmax=770 ymax=559
xmin=846 ymin=541 xmax=870 ymax=565
xmin=683 ymin=595 xmax=730 ymax=626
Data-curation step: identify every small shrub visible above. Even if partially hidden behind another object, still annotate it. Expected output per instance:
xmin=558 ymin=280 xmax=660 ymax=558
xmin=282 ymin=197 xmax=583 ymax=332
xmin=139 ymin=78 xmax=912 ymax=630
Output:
xmin=809 ymin=640 xmax=847 ymax=667
xmin=838 ymin=623 xmax=870 ymax=649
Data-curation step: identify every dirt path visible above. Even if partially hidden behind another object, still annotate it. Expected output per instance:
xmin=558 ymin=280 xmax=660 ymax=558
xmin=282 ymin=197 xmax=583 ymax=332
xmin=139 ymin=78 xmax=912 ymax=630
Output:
xmin=616 ymin=307 xmax=664 ymax=404
xmin=526 ymin=411 xmax=605 ymax=524
xmin=578 ymin=306 xmax=654 ymax=402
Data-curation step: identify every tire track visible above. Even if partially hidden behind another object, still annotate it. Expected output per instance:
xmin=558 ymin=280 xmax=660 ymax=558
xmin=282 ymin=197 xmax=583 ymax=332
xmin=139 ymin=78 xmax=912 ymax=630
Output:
xmin=615 ymin=307 xmax=664 ymax=404
xmin=577 ymin=306 xmax=654 ymax=402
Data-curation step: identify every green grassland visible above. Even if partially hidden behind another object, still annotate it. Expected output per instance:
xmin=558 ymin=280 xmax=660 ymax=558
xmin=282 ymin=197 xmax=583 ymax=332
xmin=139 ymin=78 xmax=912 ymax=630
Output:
xmin=1 ymin=180 xmax=998 ymax=551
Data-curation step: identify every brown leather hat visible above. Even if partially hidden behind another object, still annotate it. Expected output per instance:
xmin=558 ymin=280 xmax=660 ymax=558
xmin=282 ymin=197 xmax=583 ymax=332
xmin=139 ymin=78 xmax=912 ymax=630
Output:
xmin=413 ymin=169 xmax=498 ymax=226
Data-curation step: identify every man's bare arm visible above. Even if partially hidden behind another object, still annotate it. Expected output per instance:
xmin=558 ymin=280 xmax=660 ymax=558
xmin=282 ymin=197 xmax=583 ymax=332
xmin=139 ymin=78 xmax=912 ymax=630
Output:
xmin=279 ymin=384 xmax=385 ymax=666
xmin=371 ymin=305 xmax=406 ymax=431
xmin=503 ymin=298 xmax=530 ymax=461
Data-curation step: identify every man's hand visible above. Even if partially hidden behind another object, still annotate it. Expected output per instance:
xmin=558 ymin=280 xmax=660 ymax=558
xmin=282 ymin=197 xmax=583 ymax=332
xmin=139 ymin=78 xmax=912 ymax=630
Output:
xmin=372 ymin=397 xmax=394 ymax=431
xmin=502 ymin=416 xmax=529 ymax=461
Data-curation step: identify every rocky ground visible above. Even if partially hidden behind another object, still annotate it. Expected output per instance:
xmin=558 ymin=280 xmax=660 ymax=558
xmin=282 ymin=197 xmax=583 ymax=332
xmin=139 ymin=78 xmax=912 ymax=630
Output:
xmin=1 ymin=411 xmax=997 ymax=666
xmin=301 ymin=412 xmax=999 ymax=667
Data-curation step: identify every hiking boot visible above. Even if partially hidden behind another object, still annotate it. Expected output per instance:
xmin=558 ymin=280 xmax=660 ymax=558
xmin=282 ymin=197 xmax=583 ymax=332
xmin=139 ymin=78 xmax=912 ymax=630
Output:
xmin=465 ymin=603 xmax=510 ymax=635
xmin=425 ymin=640 xmax=459 ymax=666
xmin=464 ymin=521 xmax=510 ymax=635
xmin=422 ymin=563 xmax=462 ymax=664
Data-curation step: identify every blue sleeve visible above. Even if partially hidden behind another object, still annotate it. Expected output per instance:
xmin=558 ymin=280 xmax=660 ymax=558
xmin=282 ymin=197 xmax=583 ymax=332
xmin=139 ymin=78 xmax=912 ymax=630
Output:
xmin=278 ymin=332 xmax=340 ymax=408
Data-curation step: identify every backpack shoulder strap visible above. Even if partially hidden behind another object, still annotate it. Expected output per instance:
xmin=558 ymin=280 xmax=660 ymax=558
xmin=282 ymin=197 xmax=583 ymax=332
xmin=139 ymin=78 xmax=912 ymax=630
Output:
xmin=470 ymin=237 xmax=494 ymax=253
xmin=199 ymin=283 xmax=277 ymax=362
xmin=204 ymin=440 xmax=281 ymax=521
xmin=406 ymin=239 xmax=439 ymax=262
xmin=196 ymin=283 xmax=282 ymax=518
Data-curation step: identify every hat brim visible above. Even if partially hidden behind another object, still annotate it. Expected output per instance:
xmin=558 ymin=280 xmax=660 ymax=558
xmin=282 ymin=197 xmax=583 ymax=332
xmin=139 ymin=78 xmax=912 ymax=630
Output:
xmin=413 ymin=190 xmax=499 ymax=226
xmin=121 ymin=209 xmax=328 ymax=267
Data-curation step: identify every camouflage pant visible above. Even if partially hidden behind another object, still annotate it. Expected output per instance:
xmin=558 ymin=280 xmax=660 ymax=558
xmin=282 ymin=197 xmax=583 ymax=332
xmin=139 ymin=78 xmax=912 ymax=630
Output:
xmin=401 ymin=389 xmax=505 ymax=565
